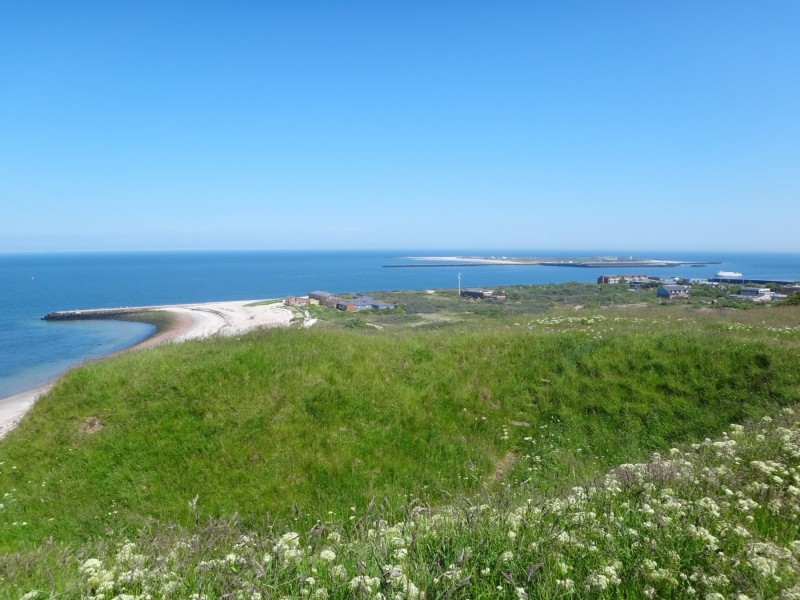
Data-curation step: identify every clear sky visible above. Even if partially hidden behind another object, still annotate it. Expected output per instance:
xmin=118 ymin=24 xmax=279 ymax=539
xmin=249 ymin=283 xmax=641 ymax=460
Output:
xmin=2 ymin=1 xmax=798 ymax=253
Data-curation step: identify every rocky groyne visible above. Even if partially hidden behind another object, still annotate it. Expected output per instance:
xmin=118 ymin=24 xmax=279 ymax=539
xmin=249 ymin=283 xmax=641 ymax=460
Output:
xmin=42 ymin=307 xmax=151 ymax=321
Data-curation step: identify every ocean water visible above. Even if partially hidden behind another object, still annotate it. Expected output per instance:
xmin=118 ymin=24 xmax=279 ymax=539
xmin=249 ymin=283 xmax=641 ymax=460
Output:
xmin=1 ymin=249 xmax=799 ymax=398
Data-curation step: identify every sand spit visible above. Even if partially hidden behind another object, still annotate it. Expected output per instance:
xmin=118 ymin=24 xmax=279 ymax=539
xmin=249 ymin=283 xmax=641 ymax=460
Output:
xmin=0 ymin=299 xmax=294 ymax=439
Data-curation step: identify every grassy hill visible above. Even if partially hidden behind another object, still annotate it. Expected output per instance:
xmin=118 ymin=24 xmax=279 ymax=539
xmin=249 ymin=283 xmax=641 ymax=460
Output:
xmin=1 ymin=296 xmax=799 ymax=596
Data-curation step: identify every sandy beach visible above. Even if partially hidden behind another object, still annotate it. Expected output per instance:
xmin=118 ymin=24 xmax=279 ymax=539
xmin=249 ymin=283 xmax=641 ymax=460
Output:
xmin=0 ymin=299 xmax=294 ymax=439
xmin=410 ymin=256 xmax=528 ymax=265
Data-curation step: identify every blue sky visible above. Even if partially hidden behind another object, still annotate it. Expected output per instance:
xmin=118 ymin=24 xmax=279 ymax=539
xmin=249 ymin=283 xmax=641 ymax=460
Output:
xmin=1 ymin=2 xmax=798 ymax=252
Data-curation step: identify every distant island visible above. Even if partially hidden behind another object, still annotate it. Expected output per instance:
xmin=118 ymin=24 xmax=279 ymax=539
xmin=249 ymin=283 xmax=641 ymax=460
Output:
xmin=386 ymin=255 xmax=720 ymax=268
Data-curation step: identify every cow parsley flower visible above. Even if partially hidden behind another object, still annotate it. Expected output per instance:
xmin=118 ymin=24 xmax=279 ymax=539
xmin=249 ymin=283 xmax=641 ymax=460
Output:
xmin=319 ymin=548 xmax=336 ymax=562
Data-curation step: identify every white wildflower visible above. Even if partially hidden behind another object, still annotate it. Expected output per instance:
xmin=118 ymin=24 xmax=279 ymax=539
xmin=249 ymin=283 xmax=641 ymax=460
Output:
xmin=556 ymin=579 xmax=574 ymax=591
xmin=585 ymin=573 xmax=609 ymax=590
xmin=349 ymin=575 xmax=381 ymax=594
xmin=319 ymin=548 xmax=336 ymax=562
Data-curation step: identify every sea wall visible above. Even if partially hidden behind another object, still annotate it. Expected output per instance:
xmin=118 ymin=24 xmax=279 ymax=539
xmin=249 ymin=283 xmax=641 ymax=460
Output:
xmin=42 ymin=308 xmax=148 ymax=321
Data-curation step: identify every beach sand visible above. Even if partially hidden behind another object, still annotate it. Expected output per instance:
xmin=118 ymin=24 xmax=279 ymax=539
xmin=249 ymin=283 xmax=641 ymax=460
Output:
xmin=0 ymin=299 xmax=293 ymax=439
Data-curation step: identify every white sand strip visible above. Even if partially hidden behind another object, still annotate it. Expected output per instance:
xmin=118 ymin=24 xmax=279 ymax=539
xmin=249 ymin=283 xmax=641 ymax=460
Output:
xmin=159 ymin=299 xmax=293 ymax=342
xmin=0 ymin=384 xmax=53 ymax=439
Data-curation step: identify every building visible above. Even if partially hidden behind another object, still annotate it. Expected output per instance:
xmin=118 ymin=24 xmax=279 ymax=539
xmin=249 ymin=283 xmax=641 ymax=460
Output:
xmin=597 ymin=274 xmax=652 ymax=284
xmin=727 ymin=287 xmax=775 ymax=302
xmin=308 ymin=291 xmax=344 ymax=307
xmin=461 ymin=289 xmax=494 ymax=298
xmin=284 ymin=296 xmax=310 ymax=306
xmin=335 ymin=295 xmax=397 ymax=312
xmin=309 ymin=291 xmax=335 ymax=302
xmin=740 ymin=287 xmax=772 ymax=298
xmin=597 ymin=275 xmax=623 ymax=284
xmin=657 ymin=285 xmax=690 ymax=299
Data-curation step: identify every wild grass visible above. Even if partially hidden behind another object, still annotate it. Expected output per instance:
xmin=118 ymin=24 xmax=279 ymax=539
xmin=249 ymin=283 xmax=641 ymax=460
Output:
xmin=317 ymin=283 xmax=793 ymax=333
xmin=1 ymin=298 xmax=799 ymax=596
xmin=5 ymin=405 xmax=800 ymax=598
xmin=2 ymin=317 xmax=799 ymax=550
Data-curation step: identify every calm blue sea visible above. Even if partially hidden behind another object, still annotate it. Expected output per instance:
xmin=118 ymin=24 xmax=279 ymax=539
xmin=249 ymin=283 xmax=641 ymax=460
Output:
xmin=1 ymin=249 xmax=799 ymax=398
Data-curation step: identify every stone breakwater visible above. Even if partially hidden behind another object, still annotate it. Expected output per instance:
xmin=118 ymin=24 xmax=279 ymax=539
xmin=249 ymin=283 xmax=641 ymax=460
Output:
xmin=42 ymin=308 xmax=150 ymax=321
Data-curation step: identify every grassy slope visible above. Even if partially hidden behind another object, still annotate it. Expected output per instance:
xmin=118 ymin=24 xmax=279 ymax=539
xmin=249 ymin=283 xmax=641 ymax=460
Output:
xmin=2 ymin=307 xmax=799 ymax=553
xmin=9 ymin=405 xmax=800 ymax=599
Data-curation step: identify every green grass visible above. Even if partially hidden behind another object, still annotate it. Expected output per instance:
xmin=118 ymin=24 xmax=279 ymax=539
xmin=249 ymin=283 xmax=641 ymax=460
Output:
xmin=305 ymin=282 xmax=778 ymax=333
xmin=2 ymin=295 xmax=800 ymax=597
xmin=5 ymin=406 xmax=800 ymax=598
xmin=243 ymin=299 xmax=282 ymax=307
xmin=1 ymin=311 xmax=799 ymax=553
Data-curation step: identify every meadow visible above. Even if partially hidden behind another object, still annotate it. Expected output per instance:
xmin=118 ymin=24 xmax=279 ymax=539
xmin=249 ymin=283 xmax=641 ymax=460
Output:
xmin=2 ymin=285 xmax=799 ymax=597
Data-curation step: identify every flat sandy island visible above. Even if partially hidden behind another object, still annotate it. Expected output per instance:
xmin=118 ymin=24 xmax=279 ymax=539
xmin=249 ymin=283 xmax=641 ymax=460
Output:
xmin=0 ymin=299 xmax=294 ymax=439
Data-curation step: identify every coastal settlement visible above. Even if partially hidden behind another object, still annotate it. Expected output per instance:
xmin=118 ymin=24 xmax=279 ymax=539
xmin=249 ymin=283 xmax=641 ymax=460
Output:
xmin=596 ymin=273 xmax=800 ymax=303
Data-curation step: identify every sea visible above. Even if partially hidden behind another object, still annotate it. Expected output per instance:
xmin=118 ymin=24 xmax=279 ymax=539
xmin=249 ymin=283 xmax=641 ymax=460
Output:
xmin=1 ymin=250 xmax=799 ymax=399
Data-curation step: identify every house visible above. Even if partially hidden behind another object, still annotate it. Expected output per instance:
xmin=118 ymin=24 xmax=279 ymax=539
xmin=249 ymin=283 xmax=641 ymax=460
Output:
xmin=598 ymin=274 xmax=652 ymax=284
xmin=597 ymin=275 xmax=623 ymax=284
xmin=309 ymin=290 xmax=335 ymax=302
xmin=461 ymin=289 xmax=493 ymax=298
xmin=727 ymin=287 xmax=775 ymax=302
xmin=336 ymin=295 xmax=397 ymax=312
xmin=284 ymin=296 xmax=310 ymax=306
xmin=657 ymin=285 xmax=690 ymax=299
xmin=740 ymin=287 xmax=772 ymax=298
xmin=659 ymin=277 xmax=682 ymax=285
xmin=309 ymin=291 xmax=344 ymax=307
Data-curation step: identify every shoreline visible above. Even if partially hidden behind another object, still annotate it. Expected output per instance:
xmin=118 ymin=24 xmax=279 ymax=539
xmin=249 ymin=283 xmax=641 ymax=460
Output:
xmin=402 ymin=255 xmax=721 ymax=268
xmin=0 ymin=299 xmax=293 ymax=440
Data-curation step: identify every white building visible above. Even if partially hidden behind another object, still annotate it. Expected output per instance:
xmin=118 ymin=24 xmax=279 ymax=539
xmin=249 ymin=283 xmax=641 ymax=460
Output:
xmin=740 ymin=287 xmax=772 ymax=298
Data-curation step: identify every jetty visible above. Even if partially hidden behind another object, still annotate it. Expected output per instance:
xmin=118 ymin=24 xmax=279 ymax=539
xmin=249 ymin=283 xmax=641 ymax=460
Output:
xmin=710 ymin=276 xmax=797 ymax=286
xmin=42 ymin=307 xmax=159 ymax=321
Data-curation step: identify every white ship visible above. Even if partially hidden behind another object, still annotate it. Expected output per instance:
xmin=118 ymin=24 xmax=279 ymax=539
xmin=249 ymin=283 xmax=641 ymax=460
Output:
xmin=716 ymin=270 xmax=743 ymax=278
